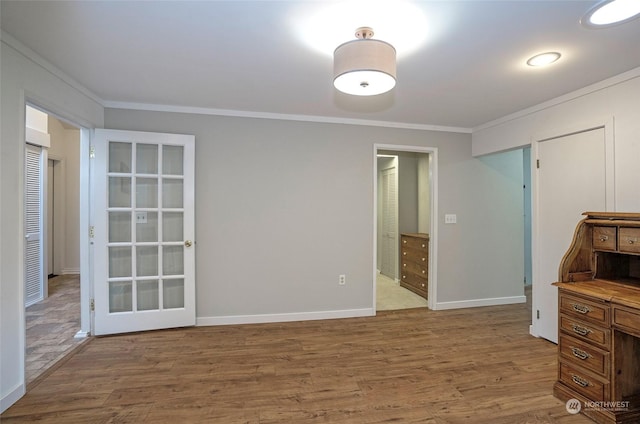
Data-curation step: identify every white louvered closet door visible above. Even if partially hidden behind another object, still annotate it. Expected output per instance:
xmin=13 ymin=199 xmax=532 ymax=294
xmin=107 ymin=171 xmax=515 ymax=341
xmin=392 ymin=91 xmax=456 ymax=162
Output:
xmin=381 ymin=167 xmax=398 ymax=279
xmin=25 ymin=143 xmax=45 ymax=307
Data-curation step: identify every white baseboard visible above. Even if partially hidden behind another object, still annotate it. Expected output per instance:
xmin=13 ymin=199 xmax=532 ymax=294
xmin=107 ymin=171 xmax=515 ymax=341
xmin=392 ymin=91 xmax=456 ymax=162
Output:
xmin=61 ymin=268 xmax=80 ymax=275
xmin=434 ymin=295 xmax=526 ymax=310
xmin=74 ymin=330 xmax=89 ymax=339
xmin=1 ymin=383 xmax=25 ymax=414
xmin=197 ymin=308 xmax=374 ymax=326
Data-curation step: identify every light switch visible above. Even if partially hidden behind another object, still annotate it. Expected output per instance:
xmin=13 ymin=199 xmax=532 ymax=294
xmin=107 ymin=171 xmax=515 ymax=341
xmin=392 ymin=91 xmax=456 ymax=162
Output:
xmin=445 ymin=214 xmax=457 ymax=224
xmin=136 ymin=211 xmax=148 ymax=224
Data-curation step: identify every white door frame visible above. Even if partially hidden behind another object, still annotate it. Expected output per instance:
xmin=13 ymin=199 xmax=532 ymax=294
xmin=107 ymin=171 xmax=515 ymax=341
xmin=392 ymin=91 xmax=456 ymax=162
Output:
xmin=530 ymin=117 xmax=615 ymax=339
xmin=25 ymin=99 xmax=92 ymax=339
xmin=373 ymin=144 xmax=438 ymax=311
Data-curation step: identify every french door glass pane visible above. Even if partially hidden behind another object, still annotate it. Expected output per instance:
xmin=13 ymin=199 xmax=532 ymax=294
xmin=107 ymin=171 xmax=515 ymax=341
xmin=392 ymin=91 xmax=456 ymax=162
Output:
xmin=109 ymin=212 xmax=131 ymax=242
xmin=136 ymin=177 xmax=158 ymax=208
xmin=109 ymin=177 xmax=131 ymax=207
xmin=162 ymin=145 xmax=184 ymax=175
xmin=136 ymin=246 xmax=158 ymax=277
xmin=109 ymin=281 xmax=132 ymax=313
xmin=106 ymin=138 xmax=187 ymax=318
xmin=162 ymin=179 xmax=183 ymax=208
xmin=136 ymin=144 xmax=158 ymax=174
xmin=163 ymin=279 xmax=184 ymax=309
xmin=163 ymin=212 xmax=183 ymax=242
xmin=109 ymin=246 xmax=132 ymax=278
xmin=137 ymin=280 xmax=159 ymax=311
xmin=109 ymin=142 xmax=131 ymax=173
xmin=163 ymin=245 xmax=184 ymax=275
xmin=136 ymin=211 xmax=158 ymax=242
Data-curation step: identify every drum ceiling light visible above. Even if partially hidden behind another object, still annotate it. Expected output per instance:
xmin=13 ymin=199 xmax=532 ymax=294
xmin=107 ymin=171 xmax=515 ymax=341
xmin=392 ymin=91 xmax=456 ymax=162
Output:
xmin=333 ymin=27 xmax=396 ymax=96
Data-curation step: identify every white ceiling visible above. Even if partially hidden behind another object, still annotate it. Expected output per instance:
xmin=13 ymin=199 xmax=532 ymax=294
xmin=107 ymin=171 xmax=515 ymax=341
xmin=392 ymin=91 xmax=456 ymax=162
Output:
xmin=2 ymin=1 xmax=640 ymax=130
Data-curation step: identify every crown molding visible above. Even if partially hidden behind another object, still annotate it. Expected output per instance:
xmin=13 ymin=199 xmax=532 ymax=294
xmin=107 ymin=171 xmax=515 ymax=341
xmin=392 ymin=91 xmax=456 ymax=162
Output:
xmin=1 ymin=30 xmax=104 ymax=107
xmin=103 ymin=101 xmax=472 ymax=134
xmin=473 ymin=66 xmax=640 ymax=132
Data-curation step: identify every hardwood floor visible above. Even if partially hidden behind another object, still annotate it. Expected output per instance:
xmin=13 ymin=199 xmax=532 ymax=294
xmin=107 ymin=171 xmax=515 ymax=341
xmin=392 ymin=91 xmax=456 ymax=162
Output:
xmin=3 ymin=302 xmax=592 ymax=423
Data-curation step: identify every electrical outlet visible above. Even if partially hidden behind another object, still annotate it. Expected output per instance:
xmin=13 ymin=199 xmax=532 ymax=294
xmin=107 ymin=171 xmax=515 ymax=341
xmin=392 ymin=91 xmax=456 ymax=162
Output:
xmin=339 ymin=275 xmax=346 ymax=285
xmin=444 ymin=214 xmax=457 ymax=224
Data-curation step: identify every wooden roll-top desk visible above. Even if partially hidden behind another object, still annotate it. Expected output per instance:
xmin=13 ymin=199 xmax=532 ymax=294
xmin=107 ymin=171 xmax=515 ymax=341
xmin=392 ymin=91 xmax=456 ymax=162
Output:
xmin=553 ymin=212 xmax=640 ymax=424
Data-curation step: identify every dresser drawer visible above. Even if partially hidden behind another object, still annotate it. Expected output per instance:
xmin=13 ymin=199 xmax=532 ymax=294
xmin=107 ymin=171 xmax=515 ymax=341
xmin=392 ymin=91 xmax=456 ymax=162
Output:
xmin=612 ymin=304 xmax=640 ymax=337
xmin=559 ymin=334 xmax=609 ymax=377
xmin=619 ymin=227 xmax=640 ymax=254
xmin=401 ymin=260 xmax=427 ymax=277
xmin=401 ymin=236 xmax=428 ymax=251
xmin=401 ymin=247 xmax=428 ymax=264
xmin=593 ymin=226 xmax=617 ymax=251
xmin=400 ymin=272 xmax=427 ymax=293
xmin=560 ymin=315 xmax=610 ymax=348
xmin=559 ymin=362 xmax=609 ymax=402
xmin=560 ymin=293 xmax=609 ymax=326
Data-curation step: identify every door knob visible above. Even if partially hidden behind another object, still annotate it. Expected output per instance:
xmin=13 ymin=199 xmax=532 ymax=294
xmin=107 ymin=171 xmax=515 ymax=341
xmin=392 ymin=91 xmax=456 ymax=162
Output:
xmin=184 ymin=240 xmax=193 ymax=247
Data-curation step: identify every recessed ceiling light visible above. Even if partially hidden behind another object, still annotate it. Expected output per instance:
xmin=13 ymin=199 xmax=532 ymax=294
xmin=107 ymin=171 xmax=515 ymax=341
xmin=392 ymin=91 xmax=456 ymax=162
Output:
xmin=526 ymin=52 xmax=561 ymax=67
xmin=581 ymin=0 xmax=640 ymax=28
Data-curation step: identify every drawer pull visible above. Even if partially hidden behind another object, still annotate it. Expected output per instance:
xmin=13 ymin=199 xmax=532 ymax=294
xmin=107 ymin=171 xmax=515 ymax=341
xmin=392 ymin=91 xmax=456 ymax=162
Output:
xmin=403 ymin=263 xmax=407 ymax=267
xmin=403 ymin=240 xmax=407 ymax=244
xmin=421 ymin=257 xmax=426 ymax=261
xmin=571 ymin=374 xmax=590 ymax=388
xmin=421 ymin=244 xmax=426 ymax=248
xmin=403 ymin=252 xmax=407 ymax=256
xmin=421 ymin=283 xmax=425 ymax=287
xmin=599 ymin=235 xmax=608 ymax=242
xmin=571 ymin=303 xmax=591 ymax=314
xmin=628 ymin=238 xmax=636 ymax=245
xmin=572 ymin=324 xmax=592 ymax=336
xmin=422 ymin=270 xmax=426 ymax=274
xmin=571 ymin=347 xmax=591 ymax=360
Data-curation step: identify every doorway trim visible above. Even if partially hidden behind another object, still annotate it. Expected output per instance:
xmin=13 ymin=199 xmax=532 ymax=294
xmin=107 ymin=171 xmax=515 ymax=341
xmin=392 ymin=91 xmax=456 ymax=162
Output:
xmin=529 ymin=116 xmax=615 ymax=340
xmin=373 ymin=144 xmax=438 ymax=311
xmin=24 ymin=98 xmax=92 ymax=341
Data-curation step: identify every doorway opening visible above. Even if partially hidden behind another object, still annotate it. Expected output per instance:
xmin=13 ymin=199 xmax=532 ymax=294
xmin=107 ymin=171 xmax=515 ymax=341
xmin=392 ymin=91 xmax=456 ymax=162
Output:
xmin=24 ymin=105 xmax=89 ymax=386
xmin=373 ymin=145 xmax=437 ymax=312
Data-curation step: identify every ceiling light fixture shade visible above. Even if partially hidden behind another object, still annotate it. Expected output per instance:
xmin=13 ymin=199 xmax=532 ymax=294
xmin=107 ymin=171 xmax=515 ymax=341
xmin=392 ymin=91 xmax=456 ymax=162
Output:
xmin=334 ymin=27 xmax=396 ymax=96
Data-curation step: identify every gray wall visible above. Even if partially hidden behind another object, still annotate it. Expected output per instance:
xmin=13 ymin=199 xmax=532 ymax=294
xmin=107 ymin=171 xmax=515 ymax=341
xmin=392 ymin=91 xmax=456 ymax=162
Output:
xmin=1 ymin=40 xmax=103 ymax=412
xmin=48 ymin=117 xmax=81 ymax=275
xmin=105 ymin=108 xmax=525 ymax=320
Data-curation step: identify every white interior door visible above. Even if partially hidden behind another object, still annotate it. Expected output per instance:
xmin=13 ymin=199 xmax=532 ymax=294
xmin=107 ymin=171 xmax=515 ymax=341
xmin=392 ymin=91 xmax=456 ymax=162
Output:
xmin=92 ymin=129 xmax=195 ymax=335
xmin=533 ymin=127 xmax=607 ymax=343
xmin=25 ymin=144 xmax=45 ymax=306
xmin=380 ymin=167 xmax=398 ymax=279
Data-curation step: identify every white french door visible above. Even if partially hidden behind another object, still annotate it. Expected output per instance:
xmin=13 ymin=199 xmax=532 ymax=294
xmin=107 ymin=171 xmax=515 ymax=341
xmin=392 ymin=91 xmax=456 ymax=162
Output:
xmin=92 ymin=129 xmax=195 ymax=336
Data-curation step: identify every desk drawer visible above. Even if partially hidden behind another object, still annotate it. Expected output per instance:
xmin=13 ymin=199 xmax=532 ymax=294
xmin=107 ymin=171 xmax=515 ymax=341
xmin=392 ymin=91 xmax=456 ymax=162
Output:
xmin=560 ymin=315 xmax=610 ymax=348
xmin=619 ymin=227 xmax=640 ymax=254
xmin=559 ymin=334 xmax=609 ymax=377
xmin=613 ymin=304 xmax=640 ymax=337
xmin=593 ymin=226 xmax=617 ymax=251
xmin=560 ymin=362 xmax=609 ymax=402
xmin=560 ymin=294 xmax=609 ymax=326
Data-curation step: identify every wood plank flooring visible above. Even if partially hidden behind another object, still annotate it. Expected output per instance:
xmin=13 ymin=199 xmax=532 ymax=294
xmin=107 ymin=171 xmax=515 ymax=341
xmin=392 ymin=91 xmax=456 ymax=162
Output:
xmin=25 ymin=274 xmax=87 ymax=386
xmin=2 ymin=303 xmax=593 ymax=423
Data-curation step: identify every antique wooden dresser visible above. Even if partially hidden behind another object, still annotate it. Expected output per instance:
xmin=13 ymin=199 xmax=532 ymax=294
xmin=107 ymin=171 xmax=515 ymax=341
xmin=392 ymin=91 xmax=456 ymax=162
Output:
xmin=400 ymin=233 xmax=429 ymax=299
xmin=553 ymin=212 xmax=640 ymax=423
